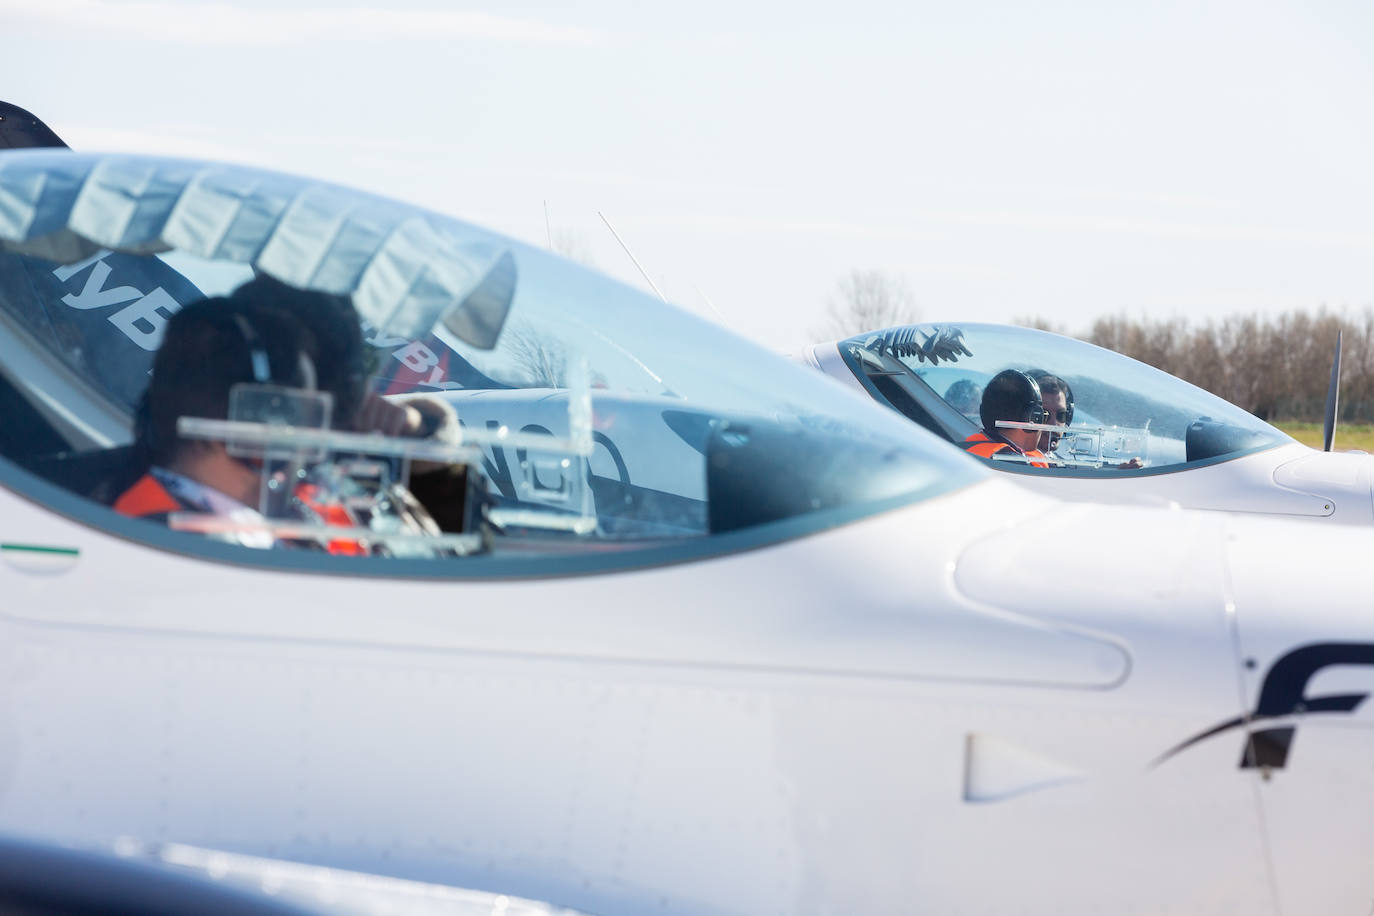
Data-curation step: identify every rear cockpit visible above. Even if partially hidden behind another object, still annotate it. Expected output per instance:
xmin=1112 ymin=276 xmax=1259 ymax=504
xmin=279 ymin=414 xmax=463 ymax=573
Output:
xmin=839 ymin=323 xmax=1291 ymax=476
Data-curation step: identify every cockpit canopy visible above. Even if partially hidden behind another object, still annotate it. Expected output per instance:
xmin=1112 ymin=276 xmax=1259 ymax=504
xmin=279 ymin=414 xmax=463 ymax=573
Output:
xmin=0 ymin=151 xmax=982 ymax=571
xmin=840 ymin=323 xmax=1291 ymax=475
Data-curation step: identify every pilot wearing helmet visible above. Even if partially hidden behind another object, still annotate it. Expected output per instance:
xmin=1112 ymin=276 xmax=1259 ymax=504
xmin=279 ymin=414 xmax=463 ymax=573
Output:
xmin=113 ymin=294 xmax=319 ymax=545
xmin=962 ymin=369 xmax=1051 ymax=468
xmin=113 ymin=278 xmax=461 ymax=550
xmin=230 ymin=276 xmax=460 ymax=447
xmin=241 ymin=276 xmax=474 ymax=537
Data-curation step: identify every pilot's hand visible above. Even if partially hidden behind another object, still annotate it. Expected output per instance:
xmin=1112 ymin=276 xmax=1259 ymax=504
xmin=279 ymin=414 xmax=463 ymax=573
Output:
xmin=1118 ymin=457 xmax=1144 ymax=469
xmin=401 ymin=396 xmax=460 ymax=442
xmin=373 ymin=394 xmax=463 ymax=475
xmin=356 ymin=393 xmax=424 ymax=438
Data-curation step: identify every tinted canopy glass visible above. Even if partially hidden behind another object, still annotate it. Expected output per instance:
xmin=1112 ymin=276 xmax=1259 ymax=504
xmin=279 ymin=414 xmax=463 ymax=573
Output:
xmin=0 ymin=151 xmax=982 ymax=571
xmin=840 ymin=323 xmax=1290 ymax=475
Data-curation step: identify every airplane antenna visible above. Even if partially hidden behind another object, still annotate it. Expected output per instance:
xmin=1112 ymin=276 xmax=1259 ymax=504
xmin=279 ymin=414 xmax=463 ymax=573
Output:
xmin=1323 ymin=329 xmax=1342 ymax=452
xmin=598 ymin=210 xmax=666 ymax=302
xmin=543 ymin=200 xmax=553 ymax=250
xmin=693 ymin=284 xmax=728 ymax=325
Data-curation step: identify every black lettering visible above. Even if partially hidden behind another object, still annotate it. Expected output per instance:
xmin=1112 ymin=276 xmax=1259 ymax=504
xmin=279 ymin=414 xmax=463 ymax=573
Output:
xmin=1154 ymin=641 xmax=1374 ymax=770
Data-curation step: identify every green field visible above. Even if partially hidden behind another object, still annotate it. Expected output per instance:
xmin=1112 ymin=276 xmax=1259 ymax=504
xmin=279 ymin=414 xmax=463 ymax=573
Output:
xmin=1276 ymin=421 xmax=1374 ymax=452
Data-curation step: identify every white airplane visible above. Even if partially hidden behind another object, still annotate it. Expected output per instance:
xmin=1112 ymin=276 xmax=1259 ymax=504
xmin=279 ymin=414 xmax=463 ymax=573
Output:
xmin=1 ymin=146 xmax=1373 ymax=916
xmin=802 ymin=323 xmax=1374 ymax=524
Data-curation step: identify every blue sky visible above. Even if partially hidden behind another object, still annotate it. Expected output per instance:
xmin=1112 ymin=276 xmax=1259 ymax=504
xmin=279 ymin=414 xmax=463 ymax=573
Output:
xmin=5 ymin=0 xmax=1373 ymax=349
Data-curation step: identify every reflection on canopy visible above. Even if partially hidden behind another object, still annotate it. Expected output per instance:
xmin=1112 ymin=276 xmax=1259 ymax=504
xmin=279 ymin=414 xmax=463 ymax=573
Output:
xmin=0 ymin=151 xmax=512 ymax=345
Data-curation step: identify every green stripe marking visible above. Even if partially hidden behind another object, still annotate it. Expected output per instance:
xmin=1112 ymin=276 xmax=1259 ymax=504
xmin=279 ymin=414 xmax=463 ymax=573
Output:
xmin=1 ymin=543 xmax=80 ymax=557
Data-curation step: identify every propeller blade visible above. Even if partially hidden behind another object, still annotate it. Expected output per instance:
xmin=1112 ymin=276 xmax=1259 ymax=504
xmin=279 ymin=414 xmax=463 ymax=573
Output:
xmin=1323 ymin=329 xmax=1342 ymax=452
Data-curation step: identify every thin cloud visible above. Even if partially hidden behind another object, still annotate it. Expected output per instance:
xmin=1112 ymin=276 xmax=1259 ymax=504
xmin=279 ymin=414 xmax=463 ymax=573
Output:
xmin=913 ymin=209 xmax=1374 ymax=249
xmin=463 ymin=166 xmax=774 ymax=200
xmin=904 ymin=262 xmax=1008 ymax=278
xmin=61 ymin=126 xmax=266 ymax=164
xmin=942 ymin=182 xmax=1230 ymax=210
xmin=638 ymin=205 xmax=1374 ymax=254
xmin=2 ymin=0 xmax=612 ymax=46
xmin=1056 ymin=188 xmax=1229 ymax=209
xmin=666 ymin=211 xmax=945 ymax=244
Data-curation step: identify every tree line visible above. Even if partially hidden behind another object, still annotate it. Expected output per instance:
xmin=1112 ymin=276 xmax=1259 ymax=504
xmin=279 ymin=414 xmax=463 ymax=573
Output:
xmin=1021 ymin=309 xmax=1374 ymax=424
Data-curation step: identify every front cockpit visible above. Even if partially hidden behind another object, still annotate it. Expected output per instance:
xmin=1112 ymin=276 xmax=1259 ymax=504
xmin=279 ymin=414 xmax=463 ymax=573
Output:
xmin=0 ymin=151 xmax=983 ymax=572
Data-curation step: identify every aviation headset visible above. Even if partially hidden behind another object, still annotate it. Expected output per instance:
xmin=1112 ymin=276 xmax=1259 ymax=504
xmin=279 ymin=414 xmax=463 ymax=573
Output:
xmin=230 ymin=312 xmax=319 ymax=394
xmin=227 ymin=275 xmax=368 ymax=430
xmin=137 ymin=301 xmax=317 ymax=461
xmin=980 ymin=369 xmax=1045 ymax=434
